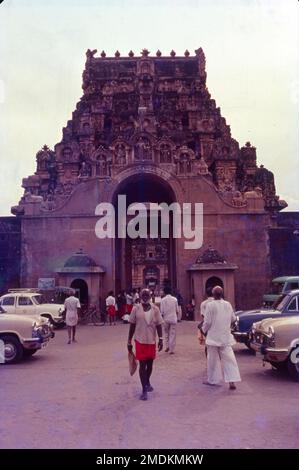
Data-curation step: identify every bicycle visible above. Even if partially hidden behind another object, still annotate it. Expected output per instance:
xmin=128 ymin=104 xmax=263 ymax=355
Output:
xmin=79 ymin=304 xmax=104 ymax=325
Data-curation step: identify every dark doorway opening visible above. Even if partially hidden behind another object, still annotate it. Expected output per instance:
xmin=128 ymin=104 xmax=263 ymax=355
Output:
xmin=113 ymin=173 xmax=177 ymax=294
xmin=70 ymin=279 xmax=89 ymax=307
xmin=205 ymin=276 xmax=224 ymax=295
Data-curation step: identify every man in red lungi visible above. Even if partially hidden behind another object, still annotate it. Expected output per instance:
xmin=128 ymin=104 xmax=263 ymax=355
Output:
xmin=106 ymin=291 xmax=117 ymax=325
xmin=127 ymin=288 xmax=163 ymax=401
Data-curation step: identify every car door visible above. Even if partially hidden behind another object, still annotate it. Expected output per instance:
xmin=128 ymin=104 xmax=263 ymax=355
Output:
xmin=0 ymin=296 xmax=16 ymax=314
xmin=16 ymin=295 xmax=36 ymax=316
xmin=282 ymin=295 xmax=299 ymax=317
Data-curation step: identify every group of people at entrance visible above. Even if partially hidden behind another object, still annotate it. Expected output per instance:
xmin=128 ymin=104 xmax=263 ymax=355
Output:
xmin=62 ymin=284 xmax=241 ymax=401
xmin=127 ymin=285 xmax=241 ymax=401
xmin=105 ymin=287 xmax=186 ymax=326
xmin=105 ymin=289 xmax=139 ymax=325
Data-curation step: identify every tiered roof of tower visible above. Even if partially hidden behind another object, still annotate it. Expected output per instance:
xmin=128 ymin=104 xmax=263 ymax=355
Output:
xmin=12 ymin=48 xmax=287 ymax=215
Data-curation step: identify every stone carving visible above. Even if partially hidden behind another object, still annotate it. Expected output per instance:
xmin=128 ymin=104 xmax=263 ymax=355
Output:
xmin=177 ymin=152 xmax=192 ymax=175
xmin=232 ymin=191 xmax=247 ymax=207
xmin=14 ymin=48 xmax=284 ymax=215
xmin=114 ymin=143 xmax=127 ymax=165
xmin=216 ymin=166 xmax=236 ymax=192
xmin=78 ymin=161 xmax=92 ymax=179
xmin=134 ymin=136 xmax=152 ymax=161
xmin=85 ymin=49 xmax=97 ymax=62
xmin=159 ymin=143 xmax=172 ymax=163
xmin=41 ymin=193 xmax=56 ymax=211
xmin=141 ymin=48 xmax=150 ymax=57
xmin=244 ymin=186 xmax=263 ymax=199
xmin=196 ymin=246 xmax=226 ymax=264
xmin=196 ymin=157 xmax=209 ymax=176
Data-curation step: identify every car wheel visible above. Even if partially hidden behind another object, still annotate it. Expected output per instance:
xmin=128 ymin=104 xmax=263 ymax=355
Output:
xmin=0 ymin=335 xmax=23 ymax=364
xmin=23 ymin=348 xmax=38 ymax=357
xmin=287 ymin=351 xmax=299 ymax=382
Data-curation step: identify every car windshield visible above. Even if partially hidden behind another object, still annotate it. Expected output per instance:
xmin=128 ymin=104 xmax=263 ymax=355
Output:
xmin=32 ymin=295 xmax=46 ymax=305
xmin=274 ymin=294 xmax=289 ymax=312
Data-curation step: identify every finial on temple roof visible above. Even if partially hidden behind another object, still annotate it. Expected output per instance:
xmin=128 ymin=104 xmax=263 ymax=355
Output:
xmin=141 ymin=48 xmax=150 ymax=57
xmin=85 ymin=49 xmax=97 ymax=62
xmin=100 ymin=50 xmax=106 ymax=58
xmin=128 ymin=50 xmax=134 ymax=57
xmin=170 ymin=50 xmax=176 ymax=57
xmin=184 ymin=49 xmax=190 ymax=57
xmin=115 ymin=50 xmax=121 ymax=58
xmin=156 ymin=50 xmax=162 ymax=57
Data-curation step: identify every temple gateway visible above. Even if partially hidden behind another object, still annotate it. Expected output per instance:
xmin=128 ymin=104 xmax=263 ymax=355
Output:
xmin=10 ymin=47 xmax=288 ymax=315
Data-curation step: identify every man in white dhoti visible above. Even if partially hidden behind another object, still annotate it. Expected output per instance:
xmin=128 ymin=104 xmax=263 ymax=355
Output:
xmin=201 ymin=286 xmax=241 ymax=390
xmin=160 ymin=286 xmax=179 ymax=354
xmin=64 ymin=292 xmax=81 ymax=344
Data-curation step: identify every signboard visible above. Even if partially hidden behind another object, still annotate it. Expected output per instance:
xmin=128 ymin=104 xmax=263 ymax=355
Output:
xmin=38 ymin=278 xmax=55 ymax=289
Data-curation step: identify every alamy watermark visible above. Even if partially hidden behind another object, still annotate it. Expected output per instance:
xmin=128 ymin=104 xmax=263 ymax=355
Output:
xmin=95 ymin=195 xmax=203 ymax=249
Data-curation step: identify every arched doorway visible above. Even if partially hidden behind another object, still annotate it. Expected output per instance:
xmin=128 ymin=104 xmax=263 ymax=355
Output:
xmin=205 ymin=276 xmax=224 ymax=294
xmin=113 ymin=173 xmax=177 ymax=294
xmin=70 ymin=279 xmax=89 ymax=306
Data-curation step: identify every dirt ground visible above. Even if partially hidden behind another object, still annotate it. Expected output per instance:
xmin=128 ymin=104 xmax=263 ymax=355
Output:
xmin=1 ymin=321 xmax=299 ymax=449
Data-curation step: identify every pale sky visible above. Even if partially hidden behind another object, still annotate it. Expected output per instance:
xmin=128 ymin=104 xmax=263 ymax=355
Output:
xmin=0 ymin=0 xmax=298 ymax=215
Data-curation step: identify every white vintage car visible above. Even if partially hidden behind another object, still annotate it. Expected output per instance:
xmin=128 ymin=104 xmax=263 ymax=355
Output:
xmin=0 ymin=305 xmax=54 ymax=364
xmin=0 ymin=289 xmax=65 ymax=328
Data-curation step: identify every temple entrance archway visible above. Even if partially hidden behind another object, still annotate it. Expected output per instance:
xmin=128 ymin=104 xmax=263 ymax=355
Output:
xmin=113 ymin=173 xmax=177 ymax=294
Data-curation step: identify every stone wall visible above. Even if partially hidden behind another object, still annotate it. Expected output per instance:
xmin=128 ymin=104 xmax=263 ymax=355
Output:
xmin=0 ymin=217 xmax=21 ymax=294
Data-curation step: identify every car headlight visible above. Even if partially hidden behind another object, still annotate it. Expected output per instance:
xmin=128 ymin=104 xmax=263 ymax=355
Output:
xmin=32 ymin=322 xmax=50 ymax=338
xmin=232 ymin=316 xmax=239 ymax=331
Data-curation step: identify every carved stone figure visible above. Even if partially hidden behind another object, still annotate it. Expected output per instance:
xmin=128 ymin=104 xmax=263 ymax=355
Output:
xmin=134 ymin=137 xmax=152 ymax=161
xmin=115 ymin=143 xmax=126 ymax=165
xmin=196 ymin=157 xmax=209 ymax=176
xmin=232 ymin=191 xmax=246 ymax=207
xmin=159 ymin=143 xmax=172 ymax=163
xmin=244 ymin=186 xmax=263 ymax=199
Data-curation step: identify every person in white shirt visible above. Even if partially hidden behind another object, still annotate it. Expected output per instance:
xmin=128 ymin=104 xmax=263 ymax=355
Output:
xmin=200 ymin=287 xmax=214 ymax=317
xmin=201 ymin=286 xmax=241 ymax=390
xmin=64 ymin=292 xmax=81 ymax=344
xmin=160 ymin=286 xmax=179 ymax=354
xmin=106 ymin=291 xmax=117 ymax=325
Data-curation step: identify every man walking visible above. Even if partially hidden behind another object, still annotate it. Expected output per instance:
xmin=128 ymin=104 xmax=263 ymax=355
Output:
xmin=201 ymin=286 xmax=241 ymax=390
xmin=160 ymin=286 xmax=179 ymax=354
xmin=64 ymin=290 xmax=81 ymax=344
xmin=127 ymin=288 xmax=163 ymax=401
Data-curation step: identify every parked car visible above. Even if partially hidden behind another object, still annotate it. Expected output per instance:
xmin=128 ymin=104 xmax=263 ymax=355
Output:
xmin=0 ymin=289 xmax=65 ymax=328
xmin=263 ymin=276 xmax=299 ymax=307
xmin=0 ymin=305 xmax=54 ymax=364
xmin=232 ymin=289 xmax=299 ymax=349
xmin=250 ymin=315 xmax=299 ymax=381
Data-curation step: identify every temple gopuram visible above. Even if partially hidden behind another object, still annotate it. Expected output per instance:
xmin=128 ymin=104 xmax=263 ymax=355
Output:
xmin=7 ymin=47 xmax=291 ymax=314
